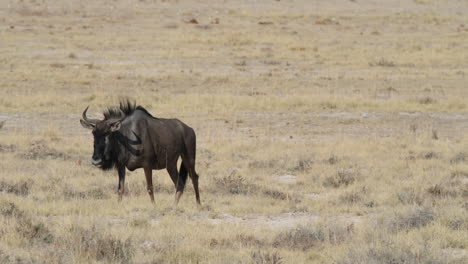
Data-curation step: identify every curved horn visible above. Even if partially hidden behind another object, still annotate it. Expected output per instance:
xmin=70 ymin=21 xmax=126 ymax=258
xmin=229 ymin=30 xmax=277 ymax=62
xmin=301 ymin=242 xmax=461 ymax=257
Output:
xmin=81 ymin=106 xmax=99 ymax=125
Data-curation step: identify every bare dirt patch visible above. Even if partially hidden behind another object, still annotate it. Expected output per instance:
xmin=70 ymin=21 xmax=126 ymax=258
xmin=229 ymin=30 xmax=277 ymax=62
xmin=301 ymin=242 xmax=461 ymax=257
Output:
xmin=275 ymin=175 xmax=297 ymax=184
xmin=206 ymin=212 xmax=359 ymax=230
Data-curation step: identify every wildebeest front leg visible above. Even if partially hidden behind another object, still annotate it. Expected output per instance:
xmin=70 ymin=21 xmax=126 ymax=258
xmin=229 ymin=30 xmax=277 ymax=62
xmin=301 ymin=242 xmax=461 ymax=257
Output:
xmin=117 ymin=166 xmax=126 ymax=202
xmin=144 ymin=167 xmax=155 ymax=203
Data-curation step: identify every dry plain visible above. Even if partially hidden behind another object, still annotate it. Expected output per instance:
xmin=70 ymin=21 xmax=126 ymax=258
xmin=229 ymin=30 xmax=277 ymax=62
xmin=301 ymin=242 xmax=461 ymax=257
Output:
xmin=0 ymin=0 xmax=467 ymax=263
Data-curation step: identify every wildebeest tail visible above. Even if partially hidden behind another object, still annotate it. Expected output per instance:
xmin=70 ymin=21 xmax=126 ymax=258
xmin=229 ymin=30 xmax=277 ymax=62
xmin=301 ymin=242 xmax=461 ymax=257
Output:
xmin=177 ymin=161 xmax=188 ymax=189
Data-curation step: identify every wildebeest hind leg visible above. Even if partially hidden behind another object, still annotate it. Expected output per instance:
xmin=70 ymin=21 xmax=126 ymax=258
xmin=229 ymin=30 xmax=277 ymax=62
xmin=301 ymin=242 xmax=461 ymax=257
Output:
xmin=181 ymin=154 xmax=201 ymax=206
xmin=188 ymin=167 xmax=201 ymax=206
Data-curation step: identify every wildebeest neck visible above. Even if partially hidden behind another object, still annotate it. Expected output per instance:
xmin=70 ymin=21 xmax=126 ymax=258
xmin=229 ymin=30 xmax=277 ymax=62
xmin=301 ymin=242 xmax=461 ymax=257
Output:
xmin=114 ymin=131 xmax=142 ymax=156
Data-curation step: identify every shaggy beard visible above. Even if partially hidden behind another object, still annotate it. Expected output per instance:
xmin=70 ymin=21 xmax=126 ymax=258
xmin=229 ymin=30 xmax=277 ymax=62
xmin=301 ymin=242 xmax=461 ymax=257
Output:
xmin=99 ymin=135 xmax=120 ymax=171
xmin=99 ymin=158 xmax=116 ymax=171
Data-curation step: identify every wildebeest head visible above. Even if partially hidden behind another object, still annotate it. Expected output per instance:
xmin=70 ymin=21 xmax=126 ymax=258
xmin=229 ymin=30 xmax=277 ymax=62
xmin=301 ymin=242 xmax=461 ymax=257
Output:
xmin=80 ymin=106 xmax=123 ymax=170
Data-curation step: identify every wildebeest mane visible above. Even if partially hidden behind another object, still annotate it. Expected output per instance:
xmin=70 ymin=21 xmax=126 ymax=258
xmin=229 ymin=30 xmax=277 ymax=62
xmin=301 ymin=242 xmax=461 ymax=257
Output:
xmin=135 ymin=106 xmax=155 ymax=118
xmin=103 ymin=100 xmax=155 ymax=120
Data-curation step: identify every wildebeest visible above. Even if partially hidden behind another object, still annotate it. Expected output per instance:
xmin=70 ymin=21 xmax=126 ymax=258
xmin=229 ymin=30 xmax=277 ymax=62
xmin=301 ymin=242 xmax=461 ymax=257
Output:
xmin=80 ymin=100 xmax=200 ymax=206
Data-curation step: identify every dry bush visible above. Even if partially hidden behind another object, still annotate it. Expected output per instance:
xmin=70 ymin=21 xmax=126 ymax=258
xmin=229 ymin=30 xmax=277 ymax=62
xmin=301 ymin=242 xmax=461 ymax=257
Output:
xmin=63 ymin=186 xmax=109 ymax=200
xmin=209 ymin=237 xmax=233 ymax=248
xmin=64 ymin=226 xmax=134 ymax=263
xmin=427 ymin=179 xmax=461 ymax=199
xmin=369 ymin=58 xmax=396 ymax=67
xmin=214 ymin=170 xmax=256 ymax=195
xmin=5 ymin=206 xmax=54 ymax=245
xmin=444 ymin=214 xmax=467 ymax=231
xmin=251 ymin=250 xmax=283 ymax=264
xmin=272 ymin=222 xmax=353 ymax=250
xmin=16 ymin=216 xmax=54 ymax=244
xmin=418 ymin=97 xmax=437 ymax=105
xmin=315 ymin=17 xmax=339 ymax=25
xmin=0 ymin=180 xmax=30 ymax=196
xmin=50 ymin=63 xmax=66 ymax=68
xmin=450 ymin=152 xmax=468 ymax=164
xmin=262 ymin=188 xmax=288 ymax=200
xmin=249 ymin=159 xmax=278 ymax=169
xmin=338 ymin=190 xmax=363 ymax=204
xmin=210 ymin=234 xmax=265 ymax=249
xmin=381 ymin=207 xmax=434 ymax=232
xmin=0 ymin=251 xmax=12 ymax=264
xmin=451 ymin=170 xmax=468 ymax=178
xmin=338 ymin=236 xmax=444 ymax=264
xmin=325 ymin=155 xmax=339 ymax=165
xmin=291 ymin=158 xmax=313 ymax=172
xmin=323 ymin=169 xmax=357 ymax=188
xmin=0 ymin=200 xmax=21 ymax=217
xmin=406 ymin=151 xmax=417 ymax=161
xmin=0 ymin=144 xmax=16 ymax=153
xmin=129 ymin=218 xmax=149 ymax=228
xmin=364 ymin=200 xmax=377 ymax=208
xmin=320 ymin=101 xmax=337 ymax=110
xmin=237 ymin=234 xmax=265 ymax=248
xmin=396 ymin=188 xmax=425 ymax=206
xmin=418 ymin=151 xmax=440 ymax=160
xmin=214 ymin=171 xmax=289 ymax=200
xmin=272 ymin=225 xmax=324 ymax=250
xmin=0 ymin=249 xmax=27 ymax=264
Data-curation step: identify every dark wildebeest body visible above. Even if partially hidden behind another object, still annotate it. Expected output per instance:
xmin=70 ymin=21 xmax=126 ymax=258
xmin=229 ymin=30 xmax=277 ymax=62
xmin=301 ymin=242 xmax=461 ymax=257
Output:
xmin=80 ymin=101 xmax=200 ymax=205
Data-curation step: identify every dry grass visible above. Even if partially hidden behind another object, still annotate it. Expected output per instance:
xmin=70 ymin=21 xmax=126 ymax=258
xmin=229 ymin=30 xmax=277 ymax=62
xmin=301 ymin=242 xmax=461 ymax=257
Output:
xmin=0 ymin=0 xmax=467 ymax=263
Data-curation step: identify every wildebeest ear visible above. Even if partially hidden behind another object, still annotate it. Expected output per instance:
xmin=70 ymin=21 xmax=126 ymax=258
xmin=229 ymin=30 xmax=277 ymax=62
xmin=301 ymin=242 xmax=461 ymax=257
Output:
xmin=109 ymin=121 xmax=121 ymax=132
xmin=80 ymin=119 xmax=95 ymax=129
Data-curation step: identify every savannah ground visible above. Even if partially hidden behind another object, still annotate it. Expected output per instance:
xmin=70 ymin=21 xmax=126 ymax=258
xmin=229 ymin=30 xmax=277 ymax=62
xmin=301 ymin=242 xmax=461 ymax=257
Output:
xmin=0 ymin=0 xmax=467 ymax=263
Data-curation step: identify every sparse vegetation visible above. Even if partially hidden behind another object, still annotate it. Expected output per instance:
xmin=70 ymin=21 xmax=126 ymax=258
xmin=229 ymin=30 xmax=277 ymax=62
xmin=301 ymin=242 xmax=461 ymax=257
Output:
xmin=18 ymin=140 xmax=70 ymax=160
xmin=323 ymin=168 xmax=357 ymax=188
xmin=251 ymin=250 xmax=283 ymax=264
xmin=16 ymin=215 xmax=54 ymax=244
xmin=451 ymin=152 xmax=468 ymax=164
xmin=338 ymin=234 xmax=445 ymax=264
xmin=0 ymin=200 xmax=21 ymax=217
xmin=397 ymin=188 xmax=425 ymax=206
xmin=63 ymin=226 xmax=134 ymax=263
xmin=214 ymin=170 xmax=256 ymax=195
xmin=369 ymin=58 xmax=396 ymax=67
xmin=382 ymin=206 xmax=435 ymax=232
xmin=0 ymin=180 xmax=30 ymax=196
xmin=338 ymin=190 xmax=363 ymax=204
xmin=272 ymin=222 xmax=353 ymax=250
xmin=0 ymin=0 xmax=467 ymax=263
xmin=418 ymin=96 xmax=437 ymax=105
